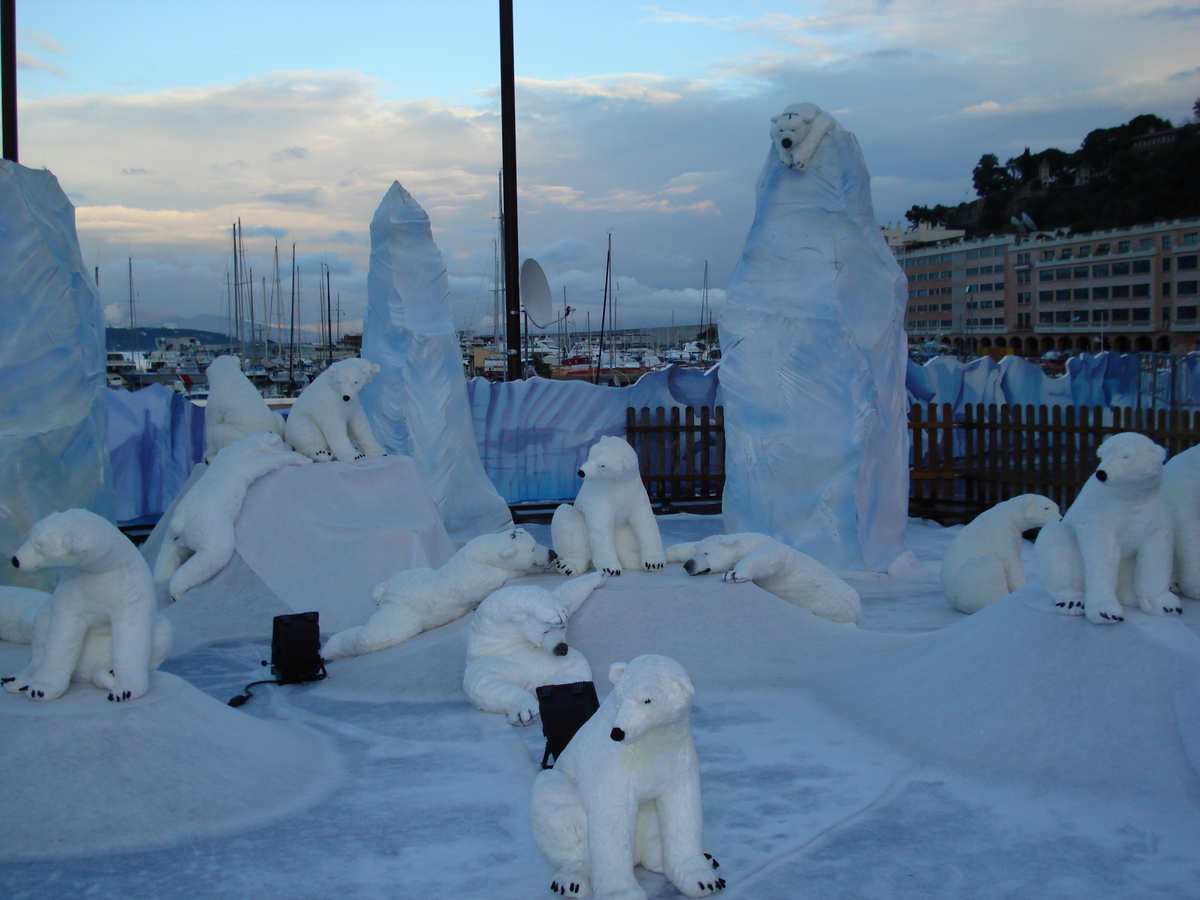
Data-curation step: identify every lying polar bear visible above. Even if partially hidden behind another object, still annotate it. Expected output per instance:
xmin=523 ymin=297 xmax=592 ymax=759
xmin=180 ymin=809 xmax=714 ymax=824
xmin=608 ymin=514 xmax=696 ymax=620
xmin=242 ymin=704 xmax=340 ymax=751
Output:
xmin=321 ymin=527 xmax=555 ymax=660
xmin=530 ymin=654 xmax=725 ymax=900
xmin=1035 ymin=432 xmax=1181 ymax=623
xmin=203 ymin=354 xmax=286 ymax=461
xmin=941 ymin=494 xmax=1061 ymax=614
xmin=463 ymin=572 xmax=604 ymax=726
xmin=284 ymin=357 xmax=387 ymax=462
xmin=666 ymin=533 xmax=861 ymax=625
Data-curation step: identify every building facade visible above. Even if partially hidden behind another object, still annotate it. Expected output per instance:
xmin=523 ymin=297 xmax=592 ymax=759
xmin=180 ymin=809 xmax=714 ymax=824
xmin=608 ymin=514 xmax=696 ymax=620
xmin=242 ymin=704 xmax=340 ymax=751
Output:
xmin=897 ymin=217 xmax=1200 ymax=359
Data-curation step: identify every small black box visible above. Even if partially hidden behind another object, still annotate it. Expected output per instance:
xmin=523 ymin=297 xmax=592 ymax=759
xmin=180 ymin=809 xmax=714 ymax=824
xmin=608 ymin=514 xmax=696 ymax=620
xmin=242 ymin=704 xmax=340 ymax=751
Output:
xmin=271 ymin=612 xmax=325 ymax=685
xmin=537 ymin=681 xmax=600 ymax=769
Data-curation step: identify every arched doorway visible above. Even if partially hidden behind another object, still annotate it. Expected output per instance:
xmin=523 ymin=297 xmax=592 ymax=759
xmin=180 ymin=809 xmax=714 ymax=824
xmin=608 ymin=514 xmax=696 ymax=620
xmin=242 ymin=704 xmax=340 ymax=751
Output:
xmin=1041 ymin=337 xmax=1056 ymax=353
xmin=1135 ymin=336 xmax=1152 ymax=352
xmin=995 ymin=337 xmax=1007 ymax=348
xmin=1025 ymin=337 xmax=1039 ymax=354
xmin=1058 ymin=336 xmax=1073 ymax=351
xmin=1114 ymin=335 xmax=1131 ymax=353
xmin=980 ymin=337 xmax=993 ymax=349
xmin=1076 ymin=336 xmax=1091 ymax=351
xmin=1156 ymin=335 xmax=1171 ymax=352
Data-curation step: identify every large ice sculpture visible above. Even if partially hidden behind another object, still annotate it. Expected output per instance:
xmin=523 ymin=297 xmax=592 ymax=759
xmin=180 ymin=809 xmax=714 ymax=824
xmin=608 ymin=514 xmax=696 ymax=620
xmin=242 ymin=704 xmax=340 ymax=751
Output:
xmin=718 ymin=104 xmax=908 ymax=572
xmin=0 ymin=161 xmax=112 ymax=589
xmin=360 ymin=182 xmax=512 ymax=542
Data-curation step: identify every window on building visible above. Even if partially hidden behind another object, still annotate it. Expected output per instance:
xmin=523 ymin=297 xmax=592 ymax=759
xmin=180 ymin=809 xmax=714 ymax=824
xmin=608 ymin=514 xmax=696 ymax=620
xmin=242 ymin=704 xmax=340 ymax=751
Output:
xmin=1132 ymin=308 xmax=1150 ymax=322
xmin=1056 ymin=267 xmax=1073 ymax=280
xmin=1097 ymin=243 xmax=1110 ymax=255
xmin=981 ymin=247 xmax=995 ymax=257
xmin=1112 ymin=285 xmax=1131 ymax=298
xmin=1042 ymin=249 xmax=1055 ymax=261
xmin=1071 ymin=310 xmax=1088 ymax=323
xmin=1092 ymin=264 xmax=1109 ymax=277
xmin=1184 ymin=233 xmax=1198 ymax=246
xmin=1039 ymin=311 xmax=1053 ymax=324
xmin=966 ymin=285 xmax=977 ymax=293
xmin=1017 ymin=270 xmax=1031 ymax=284
xmin=1179 ymin=281 xmax=1199 ymax=296
xmin=1061 ymin=248 xmax=1073 ymax=260
xmin=1112 ymin=309 xmax=1130 ymax=322
xmin=1179 ymin=256 xmax=1198 ymax=270
xmin=1092 ymin=286 xmax=1110 ymax=299
xmin=1164 ymin=283 xmax=1172 ymax=297
xmin=908 ymin=291 xmax=916 ymax=299
xmin=967 ymin=249 xmax=980 ymax=259
xmin=1164 ymin=308 xmax=1172 ymax=325
xmin=917 ymin=289 xmax=928 ymax=297
xmin=967 ymin=267 xmax=979 ymax=276
xmin=941 ymin=319 xmax=953 ymax=327
xmin=1092 ymin=309 xmax=1109 ymax=323
xmin=1177 ymin=306 xmax=1198 ymax=320
xmin=994 ymin=298 xmax=1005 ymax=308
xmin=1039 ymin=290 xmax=1053 ymax=302
xmin=1139 ymin=238 xmax=1152 ymax=250
xmin=1163 ymin=258 xmax=1172 ymax=273
xmin=1055 ymin=311 xmax=1070 ymax=323
xmin=1118 ymin=240 xmax=1130 ymax=252
xmin=1018 ymin=292 xmax=1031 ymax=305
xmin=1074 ymin=288 xmax=1090 ymax=300
xmin=1078 ymin=246 xmax=1091 ymax=258
xmin=983 ymin=266 xmax=996 ymax=275
xmin=1017 ymin=252 xmax=1031 ymax=264
xmin=980 ymin=300 xmax=993 ymax=309
xmin=941 ymin=303 xmax=952 ymax=311
xmin=967 ymin=301 xmax=978 ymax=310
xmin=1132 ymin=283 xmax=1150 ymax=298
xmin=1039 ymin=269 xmax=1054 ymax=282
xmin=1132 ymin=260 xmax=1151 ymax=274
xmin=1074 ymin=266 xmax=1090 ymax=279
xmin=1055 ymin=289 xmax=1071 ymax=301
xmin=1112 ymin=262 xmax=1131 ymax=276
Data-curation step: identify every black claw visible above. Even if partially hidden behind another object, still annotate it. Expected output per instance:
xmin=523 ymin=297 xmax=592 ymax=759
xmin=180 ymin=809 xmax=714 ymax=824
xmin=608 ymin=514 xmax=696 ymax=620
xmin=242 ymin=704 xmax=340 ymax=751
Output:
xmin=1055 ymin=601 xmax=1064 ymax=607
xmin=34 ymin=690 xmax=43 ymax=697
xmin=108 ymin=693 xmax=115 ymax=700
xmin=123 ymin=690 xmax=131 ymax=700
xmin=18 ymin=685 xmax=27 ymax=691
xmin=1 ymin=677 xmax=13 ymax=684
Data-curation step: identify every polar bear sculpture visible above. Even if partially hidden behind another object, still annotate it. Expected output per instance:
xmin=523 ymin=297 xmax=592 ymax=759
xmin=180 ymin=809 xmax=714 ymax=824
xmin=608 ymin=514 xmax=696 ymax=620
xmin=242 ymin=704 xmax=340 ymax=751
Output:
xmin=203 ymin=355 xmax=286 ymax=461
xmin=770 ymin=102 xmax=840 ymax=171
xmin=530 ymin=654 xmax=725 ymax=900
xmin=154 ymin=431 xmax=311 ymax=600
xmin=1035 ymin=432 xmax=1181 ymax=623
xmin=283 ymin=357 xmax=387 ymax=462
xmin=666 ymin=532 xmax=861 ymax=625
xmin=321 ymin=527 xmax=554 ymax=660
xmin=552 ymin=436 xmax=665 ymax=577
xmin=3 ymin=509 xmax=159 ymax=701
xmin=1161 ymin=444 xmax=1200 ymax=600
xmin=464 ymin=572 xmax=604 ymax=725
xmin=0 ymin=585 xmax=172 ymax=690
xmin=941 ymin=494 xmax=1061 ymax=614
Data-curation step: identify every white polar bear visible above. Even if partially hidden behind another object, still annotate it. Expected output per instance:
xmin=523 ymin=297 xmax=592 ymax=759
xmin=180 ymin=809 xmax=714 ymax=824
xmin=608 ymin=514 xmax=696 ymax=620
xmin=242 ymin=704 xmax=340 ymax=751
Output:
xmin=283 ymin=357 xmax=387 ymax=462
xmin=551 ymin=436 xmax=665 ymax=577
xmin=666 ymin=533 xmax=861 ymax=625
xmin=321 ymin=527 xmax=555 ymax=660
xmin=203 ymin=354 xmax=286 ymax=461
xmin=1035 ymin=432 xmax=1181 ymax=623
xmin=530 ymin=654 xmax=725 ymax=900
xmin=3 ymin=509 xmax=159 ymax=702
xmin=464 ymin=572 xmax=604 ymax=726
xmin=154 ymin=431 xmax=311 ymax=600
xmin=1161 ymin=444 xmax=1200 ymax=600
xmin=770 ymin=102 xmax=840 ymax=171
xmin=0 ymin=585 xmax=172 ymax=691
xmin=941 ymin=494 xmax=1061 ymax=614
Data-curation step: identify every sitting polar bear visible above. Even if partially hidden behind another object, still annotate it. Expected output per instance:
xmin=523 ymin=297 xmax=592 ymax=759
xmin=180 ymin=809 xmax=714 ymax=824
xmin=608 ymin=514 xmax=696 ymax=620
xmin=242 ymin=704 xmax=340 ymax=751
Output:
xmin=0 ymin=586 xmax=172 ymax=691
xmin=203 ymin=354 xmax=286 ymax=461
xmin=321 ymin=527 xmax=555 ymax=660
xmin=1035 ymin=432 xmax=1181 ymax=623
xmin=552 ymin=436 xmax=665 ymax=577
xmin=154 ymin=431 xmax=311 ymax=600
xmin=941 ymin=494 xmax=1061 ymax=614
xmin=666 ymin=533 xmax=861 ymax=625
xmin=464 ymin=572 xmax=604 ymax=726
xmin=4 ymin=509 xmax=160 ymax=702
xmin=530 ymin=654 xmax=725 ymax=900
xmin=1161 ymin=444 xmax=1200 ymax=600
xmin=283 ymin=357 xmax=387 ymax=462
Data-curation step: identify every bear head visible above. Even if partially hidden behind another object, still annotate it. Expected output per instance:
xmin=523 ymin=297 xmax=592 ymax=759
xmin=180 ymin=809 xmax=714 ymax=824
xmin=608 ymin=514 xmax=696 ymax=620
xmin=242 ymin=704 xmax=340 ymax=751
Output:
xmin=479 ymin=585 xmax=572 ymax=656
xmin=328 ymin=358 xmax=381 ymax=403
xmin=1016 ymin=494 xmax=1061 ymax=529
xmin=1092 ymin=432 xmax=1166 ymax=488
xmin=681 ymin=534 xmax=744 ymax=576
xmin=12 ymin=509 xmax=118 ymax=573
xmin=206 ymin=354 xmax=242 ymax=382
xmin=607 ymin=654 xmax=695 ymax=744
xmin=464 ymin=527 xmax=554 ymax=571
xmin=578 ymin=436 xmax=638 ymax=482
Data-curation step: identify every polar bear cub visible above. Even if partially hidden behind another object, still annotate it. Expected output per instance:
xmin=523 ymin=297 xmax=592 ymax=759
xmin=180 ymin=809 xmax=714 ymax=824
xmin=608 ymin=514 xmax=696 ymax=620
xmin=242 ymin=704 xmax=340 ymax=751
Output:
xmin=464 ymin=572 xmax=604 ymax=726
xmin=321 ymin=527 xmax=554 ymax=660
xmin=552 ymin=436 xmax=665 ymax=577
xmin=154 ymin=431 xmax=311 ymax=600
xmin=0 ymin=586 xmax=172 ymax=692
xmin=666 ymin=533 xmax=861 ymax=625
xmin=1035 ymin=432 xmax=1181 ymax=623
xmin=203 ymin=354 xmax=286 ymax=461
xmin=1161 ymin=444 xmax=1200 ymax=600
xmin=283 ymin=357 xmax=387 ymax=462
xmin=941 ymin=494 xmax=1061 ymax=614
xmin=530 ymin=654 xmax=725 ymax=900
xmin=4 ymin=509 xmax=160 ymax=702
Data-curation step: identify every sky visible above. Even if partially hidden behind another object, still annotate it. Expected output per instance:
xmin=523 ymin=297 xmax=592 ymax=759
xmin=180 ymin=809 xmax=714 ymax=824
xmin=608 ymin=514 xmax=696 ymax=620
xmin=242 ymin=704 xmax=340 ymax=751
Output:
xmin=9 ymin=0 xmax=1200 ymax=338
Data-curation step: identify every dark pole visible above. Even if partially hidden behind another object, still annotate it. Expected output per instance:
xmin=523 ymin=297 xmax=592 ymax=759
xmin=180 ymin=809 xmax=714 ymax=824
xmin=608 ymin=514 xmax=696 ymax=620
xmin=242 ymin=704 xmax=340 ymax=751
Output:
xmin=1 ymin=0 xmax=17 ymax=162
xmin=499 ymin=0 xmax=521 ymax=380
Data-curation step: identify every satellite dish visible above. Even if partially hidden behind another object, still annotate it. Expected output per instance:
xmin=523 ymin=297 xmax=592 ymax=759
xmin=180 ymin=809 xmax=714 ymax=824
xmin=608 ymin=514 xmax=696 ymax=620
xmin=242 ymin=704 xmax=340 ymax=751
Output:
xmin=520 ymin=258 xmax=554 ymax=329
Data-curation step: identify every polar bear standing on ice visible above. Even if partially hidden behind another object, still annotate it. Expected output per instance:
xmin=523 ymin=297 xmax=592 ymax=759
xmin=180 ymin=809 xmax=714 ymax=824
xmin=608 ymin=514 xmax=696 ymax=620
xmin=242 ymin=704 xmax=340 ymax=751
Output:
xmin=552 ymin=436 xmax=665 ymax=576
xmin=464 ymin=572 xmax=603 ymax=725
xmin=321 ymin=527 xmax=554 ymax=660
xmin=941 ymin=494 xmax=1060 ymax=614
xmin=283 ymin=357 xmax=387 ymax=462
xmin=666 ymin=532 xmax=861 ymax=625
xmin=4 ymin=509 xmax=160 ymax=702
xmin=530 ymin=654 xmax=725 ymax=900
xmin=0 ymin=586 xmax=172 ymax=691
xmin=203 ymin=354 xmax=286 ymax=461
xmin=154 ymin=431 xmax=311 ymax=600
xmin=1161 ymin=444 xmax=1200 ymax=600
xmin=1035 ymin=432 xmax=1181 ymax=623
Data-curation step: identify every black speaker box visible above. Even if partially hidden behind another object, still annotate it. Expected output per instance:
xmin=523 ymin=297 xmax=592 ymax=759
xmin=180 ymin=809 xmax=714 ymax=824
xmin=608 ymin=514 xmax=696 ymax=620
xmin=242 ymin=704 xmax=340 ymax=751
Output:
xmin=271 ymin=612 xmax=326 ymax=685
xmin=537 ymin=680 xmax=600 ymax=769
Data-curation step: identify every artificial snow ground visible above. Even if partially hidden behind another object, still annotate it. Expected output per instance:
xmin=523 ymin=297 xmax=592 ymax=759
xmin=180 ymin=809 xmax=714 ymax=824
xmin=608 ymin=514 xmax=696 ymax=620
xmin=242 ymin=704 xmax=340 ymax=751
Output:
xmin=3 ymin=514 xmax=1199 ymax=899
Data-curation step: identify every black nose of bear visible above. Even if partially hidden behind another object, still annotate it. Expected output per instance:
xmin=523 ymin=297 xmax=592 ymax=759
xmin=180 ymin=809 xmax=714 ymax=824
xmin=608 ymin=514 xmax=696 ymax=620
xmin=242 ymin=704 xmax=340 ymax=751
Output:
xmin=610 ymin=727 xmax=625 ymax=742
xmin=548 ymin=548 xmax=558 ymax=562
xmin=342 ymin=395 xmax=351 ymax=402
xmin=683 ymin=559 xmax=696 ymax=574
xmin=781 ymin=137 xmax=793 ymax=148
xmin=1096 ymin=470 xmax=1108 ymax=482
xmin=577 ymin=469 xmax=585 ymax=478
xmin=553 ymin=642 xmax=568 ymax=657
xmin=10 ymin=556 xmax=18 ymax=568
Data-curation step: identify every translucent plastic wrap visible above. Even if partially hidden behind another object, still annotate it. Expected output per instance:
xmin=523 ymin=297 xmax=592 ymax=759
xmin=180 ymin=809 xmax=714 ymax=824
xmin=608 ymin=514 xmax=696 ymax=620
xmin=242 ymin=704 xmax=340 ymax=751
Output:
xmin=0 ymin=161 xmax=112 ymax=587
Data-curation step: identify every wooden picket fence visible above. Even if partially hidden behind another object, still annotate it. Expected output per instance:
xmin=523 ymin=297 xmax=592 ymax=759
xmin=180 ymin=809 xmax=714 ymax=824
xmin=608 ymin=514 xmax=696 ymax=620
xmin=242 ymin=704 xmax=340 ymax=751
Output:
xmin=910 ymin=403 xmax=1200 ymax=518
xmin=625 ymin=406 xmax=725 ymax=508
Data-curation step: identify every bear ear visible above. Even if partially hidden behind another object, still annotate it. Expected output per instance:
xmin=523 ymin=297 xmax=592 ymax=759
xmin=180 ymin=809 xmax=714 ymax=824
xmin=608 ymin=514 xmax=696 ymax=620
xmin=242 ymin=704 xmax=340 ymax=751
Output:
xmin=608 ymin=662 xmax=627 ymax=684
xmin=58 ymin=530 xmax=78 ymax=554
xmin=497 ymin=543 xmax=519 ymax=560
xmin=1153 ymin=444 xmax=1166 ymax=464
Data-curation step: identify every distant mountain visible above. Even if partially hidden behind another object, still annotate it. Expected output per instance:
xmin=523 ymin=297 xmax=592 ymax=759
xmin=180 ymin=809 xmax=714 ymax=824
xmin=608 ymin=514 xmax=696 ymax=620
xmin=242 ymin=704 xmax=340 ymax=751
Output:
xmin=106 ymin=327 xmax=230 ymax=352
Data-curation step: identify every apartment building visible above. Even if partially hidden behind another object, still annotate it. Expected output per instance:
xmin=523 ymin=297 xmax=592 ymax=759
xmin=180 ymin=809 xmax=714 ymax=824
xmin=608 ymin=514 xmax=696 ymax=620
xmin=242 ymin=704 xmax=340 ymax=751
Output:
xmin=897 ymin=217 xmax=1200 ymax=358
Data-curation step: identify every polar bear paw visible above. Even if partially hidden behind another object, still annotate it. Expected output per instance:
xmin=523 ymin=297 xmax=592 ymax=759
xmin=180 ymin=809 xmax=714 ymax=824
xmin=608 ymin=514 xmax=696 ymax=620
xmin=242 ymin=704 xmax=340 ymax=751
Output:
xmin=1142 ymin=590 xmax=1183 ymax=616
xmin=601 ymin=566 xmax=622 ymax=577
xmin=1052 ymin=593 xmax=1085 ymax=615
xmin=554 ymin=558 xmax=583 ymax=577
xmin=549 ymin=867 xmax=590 ymax=897
xmin=508 ymin=703 xmax=539 ymax=727
xmin=670 ymin=853 xmax=726 ymax=898
xmin=1085 ymin=597 xmax=1125 ymax=624
xmin=643 ymin=560 xmax=664 ymax=571
xmin=94 ymin=668 xmax=117 ymax=691
xmin=313 ymin=449 xmax=334 ymax=462
xmin=16 ymin=679 xmax=63 ymax=701
xmin=722 ymin=569 xmax=751 ymax=584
